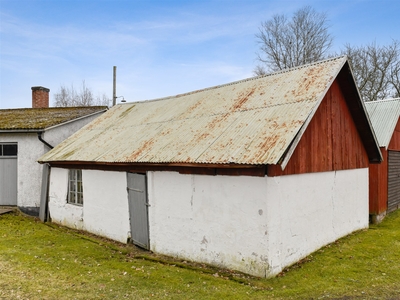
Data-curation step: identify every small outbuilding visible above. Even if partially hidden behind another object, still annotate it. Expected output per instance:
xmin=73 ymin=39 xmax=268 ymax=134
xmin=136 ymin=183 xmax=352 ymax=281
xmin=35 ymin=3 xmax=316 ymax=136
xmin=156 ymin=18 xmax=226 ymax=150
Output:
xmin=0 ymin=86 xmax=107 ymax=215
xmin=39 ymin=57 xmax=381 ymax=278
xmin=365 ymin=98 xmax=400 ymax=223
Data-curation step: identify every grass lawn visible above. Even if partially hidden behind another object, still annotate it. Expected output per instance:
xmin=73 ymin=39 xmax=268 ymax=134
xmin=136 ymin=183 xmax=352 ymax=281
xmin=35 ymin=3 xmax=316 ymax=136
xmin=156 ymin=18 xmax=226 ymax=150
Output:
xmin=1 ymin=210 xmax=399 ymax=299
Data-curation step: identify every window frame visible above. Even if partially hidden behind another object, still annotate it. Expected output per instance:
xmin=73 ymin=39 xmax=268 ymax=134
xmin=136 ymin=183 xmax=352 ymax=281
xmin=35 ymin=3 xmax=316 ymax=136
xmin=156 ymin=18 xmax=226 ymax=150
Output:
xmin=0 ymin=143 xmax=18 ymax=158
xmin=67 ymin=169 xmax=83 ymax=206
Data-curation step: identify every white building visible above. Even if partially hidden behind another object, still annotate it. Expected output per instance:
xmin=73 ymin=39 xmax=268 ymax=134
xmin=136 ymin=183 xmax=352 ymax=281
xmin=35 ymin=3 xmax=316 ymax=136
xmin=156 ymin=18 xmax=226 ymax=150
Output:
xmin=39 ymin=57 xmax=381 ymax=277
xmin=0 ymin=86 xmax=106 ymax=215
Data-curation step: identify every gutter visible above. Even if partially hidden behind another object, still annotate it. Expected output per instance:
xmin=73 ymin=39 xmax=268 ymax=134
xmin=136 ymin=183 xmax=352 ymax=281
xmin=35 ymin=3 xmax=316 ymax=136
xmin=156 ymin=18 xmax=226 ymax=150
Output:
xmin=0 ymin=129 xmax=43 ymax=133
xmin=37 ymin=132 xmax=54 ymax=149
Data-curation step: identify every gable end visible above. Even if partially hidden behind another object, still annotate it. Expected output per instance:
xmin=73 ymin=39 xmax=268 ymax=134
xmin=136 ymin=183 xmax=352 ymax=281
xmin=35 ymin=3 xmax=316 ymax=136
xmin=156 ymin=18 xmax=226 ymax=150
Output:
xmin=268 ymin=79 xmax=369 ymax=176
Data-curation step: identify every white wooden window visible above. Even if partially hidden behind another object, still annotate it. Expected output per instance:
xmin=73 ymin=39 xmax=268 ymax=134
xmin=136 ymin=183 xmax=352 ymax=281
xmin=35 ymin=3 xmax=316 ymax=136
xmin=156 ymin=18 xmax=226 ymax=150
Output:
xmin=68 ymin=169 xmax=83 ymax=205
xmin=0 ymin=143 xmax=18 ymax=157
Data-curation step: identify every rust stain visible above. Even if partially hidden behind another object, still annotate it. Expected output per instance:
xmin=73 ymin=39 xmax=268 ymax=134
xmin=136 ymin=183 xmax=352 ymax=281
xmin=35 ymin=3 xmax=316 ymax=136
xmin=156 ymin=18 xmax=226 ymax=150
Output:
xmin=257 ymin=134 xmax=279 ymax=152
xmin=205 ymin=113 xmax=230 ymax=131
xmin=183 ymin=99 xmax=203 ymax=117
xmin=231 ymin=87 xmax=256 ymax=112
xmin=195 ymin=132 xmax=211 ymax=141
xmin=40 ymin=57 xmax=346 ymax=166
xmin=128 ymin=138 xmax=155 ymax=161
xmin=85 ymin=113 xmax=108 ymax=130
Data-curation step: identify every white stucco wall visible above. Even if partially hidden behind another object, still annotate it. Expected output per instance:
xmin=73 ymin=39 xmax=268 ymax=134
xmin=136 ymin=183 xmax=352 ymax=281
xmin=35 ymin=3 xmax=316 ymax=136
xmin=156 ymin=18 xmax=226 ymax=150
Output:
xmin=0 ymin=133 xmax=45 ymax=208
xmin=47 ymin=167 xmax=368 ymax=278
xmin=265 ymin=169 xmax=369 ymax=276
xmin=48 ymin=168 xmax=130 ymax=243
xmin=148 ymin=168 xmax=369 ymax=278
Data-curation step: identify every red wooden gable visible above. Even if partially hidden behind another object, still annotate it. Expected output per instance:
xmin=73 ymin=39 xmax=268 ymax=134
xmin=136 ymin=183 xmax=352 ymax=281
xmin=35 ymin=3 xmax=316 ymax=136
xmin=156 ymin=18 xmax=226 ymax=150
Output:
xmin=268 ymin=79 xmax=369 ymax=176
xmin=388 ymin=118 xmax=400 ymax=150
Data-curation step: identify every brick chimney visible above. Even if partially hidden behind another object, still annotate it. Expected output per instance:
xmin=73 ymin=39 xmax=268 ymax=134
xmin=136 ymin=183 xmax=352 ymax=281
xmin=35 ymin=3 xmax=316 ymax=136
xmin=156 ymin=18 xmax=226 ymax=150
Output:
xmin=31 ymin=86 xmax=50 ymax=108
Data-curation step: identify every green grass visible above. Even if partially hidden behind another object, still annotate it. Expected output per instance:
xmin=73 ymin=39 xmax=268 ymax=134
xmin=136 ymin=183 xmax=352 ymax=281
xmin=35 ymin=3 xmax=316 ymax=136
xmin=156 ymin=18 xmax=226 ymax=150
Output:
xmin=1 ymin=210 xmax=400 ymax=299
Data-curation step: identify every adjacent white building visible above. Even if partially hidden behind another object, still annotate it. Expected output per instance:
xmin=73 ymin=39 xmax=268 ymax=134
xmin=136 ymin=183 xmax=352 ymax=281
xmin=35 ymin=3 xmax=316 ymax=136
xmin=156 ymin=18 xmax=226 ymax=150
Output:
xmin=39 ymin=57 xmax=381 ymax=277
xmin=0 ymin=86 xmax=106 ymax=215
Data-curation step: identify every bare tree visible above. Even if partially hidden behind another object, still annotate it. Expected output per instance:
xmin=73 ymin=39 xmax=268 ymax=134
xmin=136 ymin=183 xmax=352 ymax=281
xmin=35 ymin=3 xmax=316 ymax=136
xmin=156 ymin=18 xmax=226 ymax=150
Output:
xmin=342 ymin=40 xmax=400 ymax=101
xmin=54 ymin=80 xmax=111 ymax=107
xmin=255 ymin=6 xmax=333 ymax=75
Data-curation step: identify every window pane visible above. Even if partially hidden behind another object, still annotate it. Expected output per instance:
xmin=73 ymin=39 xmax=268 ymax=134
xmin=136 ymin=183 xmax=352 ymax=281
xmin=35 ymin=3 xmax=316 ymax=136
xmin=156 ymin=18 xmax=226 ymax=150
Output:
xmin=0 ymin=145 xmax=2 ymax=156
xmin=3 ymin=144 xmax=17 ymax=156
xmin=69 ymin=191 xmax=76 ymax=203
xmin=77 ymin=193 xmax=83 ymax=205
xmin=77 ymin=182 xmax=82 ymax=193
xmin=70 ymin=181 xmax=76 ymax=192
xmin=68 ymin=169 xmax=83 ymax=205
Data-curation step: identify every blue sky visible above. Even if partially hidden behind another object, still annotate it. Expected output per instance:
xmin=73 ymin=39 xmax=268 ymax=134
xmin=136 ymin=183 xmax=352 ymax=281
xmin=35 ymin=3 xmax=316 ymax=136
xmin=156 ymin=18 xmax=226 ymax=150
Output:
xmin=0 ymin=0 xmax=399 ymax=108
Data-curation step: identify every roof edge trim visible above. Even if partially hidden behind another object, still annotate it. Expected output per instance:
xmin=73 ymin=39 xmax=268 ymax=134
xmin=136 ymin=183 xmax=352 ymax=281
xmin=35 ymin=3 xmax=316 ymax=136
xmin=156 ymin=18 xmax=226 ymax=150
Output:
xmin=121 ymin=56 xmax=348 ymax=105
xmin=342 ymin=61 xmax=382 ymax=162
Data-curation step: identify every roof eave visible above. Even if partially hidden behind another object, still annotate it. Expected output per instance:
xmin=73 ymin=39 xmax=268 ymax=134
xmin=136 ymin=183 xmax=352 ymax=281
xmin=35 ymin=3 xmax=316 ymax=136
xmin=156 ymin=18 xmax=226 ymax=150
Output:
xmin=0 ymin=129 xmax=44 ymax=133
xmin=38 ymin=160 xmax=266 ymax=169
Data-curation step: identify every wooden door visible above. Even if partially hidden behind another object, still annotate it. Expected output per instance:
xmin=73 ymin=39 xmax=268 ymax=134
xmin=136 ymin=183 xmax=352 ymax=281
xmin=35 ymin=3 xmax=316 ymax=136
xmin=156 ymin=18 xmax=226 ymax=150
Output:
xmin=127 ymin=173 xmax=149 ymax=249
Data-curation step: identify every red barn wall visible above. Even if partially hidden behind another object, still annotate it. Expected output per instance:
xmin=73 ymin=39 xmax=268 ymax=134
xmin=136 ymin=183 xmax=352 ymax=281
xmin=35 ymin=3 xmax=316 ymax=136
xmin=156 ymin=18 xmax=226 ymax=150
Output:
xmin=369 ymin=117 xmax=400 ymax=217
xmin=388 ymin=118 xmax=400 ymax=151
xmin=268 ymin=79 xmax=369 ymax=177
xmin=369 ymin=120 xmax=400 ymax=215
xmin=369 ymin=148 xmax=388 ymax=215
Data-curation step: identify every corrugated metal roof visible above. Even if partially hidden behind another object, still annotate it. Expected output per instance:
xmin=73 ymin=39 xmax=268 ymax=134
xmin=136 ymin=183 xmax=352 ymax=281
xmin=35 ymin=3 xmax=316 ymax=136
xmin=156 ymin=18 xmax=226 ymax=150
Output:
xmin=0 ymin=107 xmax=107 ymax=131
xmin=39 ymin=56 xmax=347 ymax=166
xmin=365 ymin=98 xmax=400 ymax=148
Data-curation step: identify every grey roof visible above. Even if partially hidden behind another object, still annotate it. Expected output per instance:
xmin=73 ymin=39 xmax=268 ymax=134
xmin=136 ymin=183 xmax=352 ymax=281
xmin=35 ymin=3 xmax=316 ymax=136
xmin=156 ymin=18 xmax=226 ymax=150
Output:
xmin=0 ymin=107 xmax=107 ymax=131
xmin=39 ymin=56 xmax=381 ymax=167
xmin=365 ymin=98 xmax=400 ymax=148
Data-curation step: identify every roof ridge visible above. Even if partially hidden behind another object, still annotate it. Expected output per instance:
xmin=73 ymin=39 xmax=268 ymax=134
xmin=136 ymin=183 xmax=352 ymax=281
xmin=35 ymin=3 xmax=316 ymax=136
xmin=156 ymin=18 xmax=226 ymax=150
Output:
xmin=121 ymin=56 xmax=347 ymax=106
xmin=364 ymin=98 xmax=400 ymax=104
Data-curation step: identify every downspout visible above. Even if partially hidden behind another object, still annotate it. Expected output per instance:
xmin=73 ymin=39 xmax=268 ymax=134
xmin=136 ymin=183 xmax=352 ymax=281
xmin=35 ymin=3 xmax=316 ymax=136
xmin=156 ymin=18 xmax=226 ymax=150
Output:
xmin=37 ymin=131 xmax=53 ymax=222
xmin=37 ymin=131 xmax=54 ymax=149
xmin=39 ymin=164 xmax=51 ymax=222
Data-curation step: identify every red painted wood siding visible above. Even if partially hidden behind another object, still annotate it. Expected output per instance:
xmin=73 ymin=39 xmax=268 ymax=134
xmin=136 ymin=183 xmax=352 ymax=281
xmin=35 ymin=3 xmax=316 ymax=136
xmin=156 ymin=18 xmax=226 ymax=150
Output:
xmin=388 ymin=118 xmax=400 ymax=151
xmin=268 ymin=79 xmax=369 ymax=176
xmin=369 ymin=148 xmax=388 ymax=215
xmin=369 ymin=118 xmax=400 ymax=215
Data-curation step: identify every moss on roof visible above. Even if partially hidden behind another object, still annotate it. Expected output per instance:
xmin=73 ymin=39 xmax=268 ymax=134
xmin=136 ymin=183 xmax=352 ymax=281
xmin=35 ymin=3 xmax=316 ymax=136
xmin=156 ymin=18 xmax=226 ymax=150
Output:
xmin=0 ymin=106 xmax=107 ymax=130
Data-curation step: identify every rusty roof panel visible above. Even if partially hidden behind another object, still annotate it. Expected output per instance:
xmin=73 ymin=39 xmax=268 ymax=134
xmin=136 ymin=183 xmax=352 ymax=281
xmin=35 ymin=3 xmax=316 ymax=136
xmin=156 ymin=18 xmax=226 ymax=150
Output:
xmin=0 ymin=106 xmax=107 ymax=130
xmin=365 ymin=98 xmax=400 ymax=148
xmin=39 ymin=57 xmax=347 ymax=165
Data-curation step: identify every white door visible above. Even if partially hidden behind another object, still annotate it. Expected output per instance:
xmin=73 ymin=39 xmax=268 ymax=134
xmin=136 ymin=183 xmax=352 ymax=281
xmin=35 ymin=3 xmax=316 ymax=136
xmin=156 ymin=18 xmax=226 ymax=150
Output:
xmin=127 ymin=172 xmax=149 ymax=249
xmin=0 ymin=143 xmax=18 ymax=206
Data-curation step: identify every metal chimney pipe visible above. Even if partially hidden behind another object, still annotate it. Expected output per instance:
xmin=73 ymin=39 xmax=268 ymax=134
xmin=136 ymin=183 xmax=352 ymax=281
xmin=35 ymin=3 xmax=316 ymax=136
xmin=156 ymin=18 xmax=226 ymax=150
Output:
xmin=112 ymin=66 xmax=117 ymax=106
